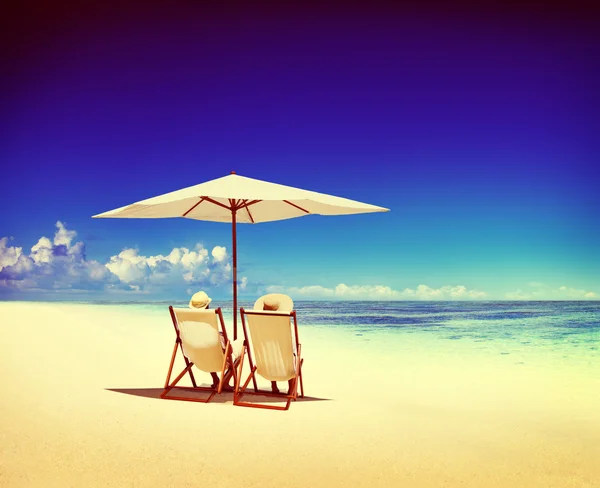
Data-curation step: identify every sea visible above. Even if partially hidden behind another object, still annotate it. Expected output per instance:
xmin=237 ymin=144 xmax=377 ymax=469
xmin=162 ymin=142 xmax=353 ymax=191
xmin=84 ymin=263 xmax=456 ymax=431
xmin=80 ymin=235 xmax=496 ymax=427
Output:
xmin=5 ymin=299 xmax=599 ymax=369
xmin=67 ymin=299 xmax=600 ymax=364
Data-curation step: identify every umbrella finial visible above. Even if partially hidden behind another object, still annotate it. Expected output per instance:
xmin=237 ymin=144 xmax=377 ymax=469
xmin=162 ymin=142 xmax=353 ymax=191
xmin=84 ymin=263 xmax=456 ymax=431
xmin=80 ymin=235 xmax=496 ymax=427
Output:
xmin=231 ymin=170 xmax=236 ymax=175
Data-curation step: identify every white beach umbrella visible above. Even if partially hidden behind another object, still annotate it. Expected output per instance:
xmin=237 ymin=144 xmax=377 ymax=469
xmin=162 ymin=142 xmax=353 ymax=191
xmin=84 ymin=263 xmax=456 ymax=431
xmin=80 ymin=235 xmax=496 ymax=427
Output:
xmin=92 ymin=171 xmax=389 ymax=338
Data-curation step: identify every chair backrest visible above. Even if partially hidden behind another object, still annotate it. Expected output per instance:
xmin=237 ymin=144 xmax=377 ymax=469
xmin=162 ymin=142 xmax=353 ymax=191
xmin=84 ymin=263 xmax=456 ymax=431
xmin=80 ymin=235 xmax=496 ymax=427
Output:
xmin=241 ymin=309 xmax=298 ymax=382
xmin=170 ymin=307 xmax=226 ymax=373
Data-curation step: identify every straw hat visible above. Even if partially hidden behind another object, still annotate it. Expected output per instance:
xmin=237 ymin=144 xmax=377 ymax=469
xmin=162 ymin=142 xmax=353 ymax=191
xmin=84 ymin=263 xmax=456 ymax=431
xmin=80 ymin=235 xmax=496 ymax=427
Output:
xmin=253 ymin=293 xmax=293 ymax=312
xmin=189 ymin=290 xmax=212 ymax=309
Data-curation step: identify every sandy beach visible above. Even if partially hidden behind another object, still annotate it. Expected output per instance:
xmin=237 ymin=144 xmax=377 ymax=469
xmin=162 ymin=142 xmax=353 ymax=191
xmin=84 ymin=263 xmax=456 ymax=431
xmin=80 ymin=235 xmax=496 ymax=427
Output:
xmin=1 ymin=301 xmax=599 ymax=487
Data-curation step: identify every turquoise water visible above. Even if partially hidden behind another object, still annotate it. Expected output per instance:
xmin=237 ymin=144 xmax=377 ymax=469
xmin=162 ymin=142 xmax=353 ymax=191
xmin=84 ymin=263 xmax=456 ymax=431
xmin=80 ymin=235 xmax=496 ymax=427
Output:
xmin=13 ymin=298 xmax=595 ymax=361
xmin=68 ymin=300 xmax=599 ymax=357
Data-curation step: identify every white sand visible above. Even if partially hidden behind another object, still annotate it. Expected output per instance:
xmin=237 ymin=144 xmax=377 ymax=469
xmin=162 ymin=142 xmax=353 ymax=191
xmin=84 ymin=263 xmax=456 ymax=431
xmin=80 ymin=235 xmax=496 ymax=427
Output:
xmin=1 ymin=301 xmax=599 ymax=487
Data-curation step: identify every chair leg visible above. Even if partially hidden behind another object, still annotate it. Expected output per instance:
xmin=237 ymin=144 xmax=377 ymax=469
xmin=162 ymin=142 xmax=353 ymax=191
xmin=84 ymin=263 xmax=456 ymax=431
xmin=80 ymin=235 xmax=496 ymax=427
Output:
xmin=177 ymin=341 xmax=197 ymax=388
xmin=161 ymin=362 xmax=194 ymax=398
xmin=223 ymin=357 xmax=240 ymax=388
xmin=217 ymin=342 xmax=232 ymax=394
xmin=162 ymin=387 xmax=217 ymax=404
xmin=185 ymin=357 xmax=198 ymax=388
xmin=299 ymin=359 xmax=304 ymax=398
xmin=232 ymin=344 xmax=302 ymax=411
xmin=161 ymin=363 xmax=220 ymax=404
xmin=234 ymin=384 xmax=295 ymax=411
xmin=234 ymin=366 xmax=300 ymax=411
xmin=239 ymin=366 xmax=257 ymax=394
xmin=250 ymin=364 xmax=258 ymax=392
xmin=164 ymin=342 xmax=179 ymax=388
xmin=234 ymin=365 xmax=257 ymax=403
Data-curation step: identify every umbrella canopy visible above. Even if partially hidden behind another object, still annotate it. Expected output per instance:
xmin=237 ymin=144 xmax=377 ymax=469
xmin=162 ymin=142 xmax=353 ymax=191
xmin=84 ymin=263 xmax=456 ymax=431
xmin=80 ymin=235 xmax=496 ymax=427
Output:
xmin=93 ymin=172 xmax=389 ymax=337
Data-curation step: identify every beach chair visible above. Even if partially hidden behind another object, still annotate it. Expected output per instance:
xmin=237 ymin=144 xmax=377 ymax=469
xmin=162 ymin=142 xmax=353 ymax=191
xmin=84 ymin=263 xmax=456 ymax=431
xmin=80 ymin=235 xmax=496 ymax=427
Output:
xmin=161 ymin=306 xmax=238 ymax=403
xmin=234 ymin=297 xmax=305 ymax=411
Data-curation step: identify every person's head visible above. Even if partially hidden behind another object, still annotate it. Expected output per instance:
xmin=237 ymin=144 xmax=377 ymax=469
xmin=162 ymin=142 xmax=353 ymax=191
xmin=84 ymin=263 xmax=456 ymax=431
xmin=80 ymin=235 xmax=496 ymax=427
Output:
xmin=189 ymin=290 xmax=212 ymax=309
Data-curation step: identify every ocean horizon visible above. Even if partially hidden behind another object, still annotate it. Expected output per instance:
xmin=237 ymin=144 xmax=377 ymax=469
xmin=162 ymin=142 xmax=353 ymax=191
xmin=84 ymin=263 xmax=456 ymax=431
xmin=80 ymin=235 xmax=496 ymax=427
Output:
xmin=4 ymin=299 xmax=597 ymax=360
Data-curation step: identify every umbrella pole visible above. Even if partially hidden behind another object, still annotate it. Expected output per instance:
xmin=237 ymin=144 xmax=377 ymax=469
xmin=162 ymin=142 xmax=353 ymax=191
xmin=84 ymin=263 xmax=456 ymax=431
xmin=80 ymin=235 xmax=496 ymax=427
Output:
xmin=232 ymin=208 xmax=238 ymax=340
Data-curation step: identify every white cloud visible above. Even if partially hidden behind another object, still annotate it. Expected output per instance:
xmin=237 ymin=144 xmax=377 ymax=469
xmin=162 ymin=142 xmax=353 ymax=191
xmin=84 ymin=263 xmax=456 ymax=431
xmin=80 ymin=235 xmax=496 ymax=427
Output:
xmin=30 ymin=237 xmax=53 ymax=264
xmin=105 ymin=249 xmax=150 ymax=283
xmin=211 ymin=246 xmax=227 ymax=263
xmin=53 ymin=221 xmax=77 ymax=247
xmin=407 ymin=284 xmax=487 ymax=300
xmin=105 ymin=244 xmax=230 ymax=289
xmin=266 ymin=283 xmax=488 ymax=300
xmin=0 ymin=222 xmax=111 ymax=292
xmin=181 ymin=247 xmax=208 ymax=269
xmin=505 ymin=284 xmax=598 ymax=300
xmin=3 ymin=223 xmax=598 ymax=303
xmin=0 ymin=222 xmax=236 ymax=296
xmin=0 ymin=238 xmax=22 ymax=269
xmin=528 ymin=281 xmax=547 ymax=288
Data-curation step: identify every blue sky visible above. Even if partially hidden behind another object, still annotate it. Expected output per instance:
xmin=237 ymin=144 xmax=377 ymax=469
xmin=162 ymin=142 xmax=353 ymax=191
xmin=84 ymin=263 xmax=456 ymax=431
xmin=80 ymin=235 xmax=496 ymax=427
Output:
xmin=1 ymin=3 xmax=599 ymax=301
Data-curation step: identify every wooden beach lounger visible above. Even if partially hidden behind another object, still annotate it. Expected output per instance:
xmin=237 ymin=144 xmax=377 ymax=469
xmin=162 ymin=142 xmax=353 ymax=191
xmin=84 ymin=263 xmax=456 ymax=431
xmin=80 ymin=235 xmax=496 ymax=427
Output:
xmin=162 ymin=306 xmax=238 ymax=403
xmin=234 ymin=307 xmax=305 ymax=411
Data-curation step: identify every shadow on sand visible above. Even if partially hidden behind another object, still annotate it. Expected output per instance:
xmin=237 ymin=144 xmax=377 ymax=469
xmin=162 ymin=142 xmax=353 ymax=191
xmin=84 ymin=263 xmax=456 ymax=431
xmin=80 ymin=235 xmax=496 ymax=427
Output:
xmin=106 ymin=387 xmax=333 ymax=406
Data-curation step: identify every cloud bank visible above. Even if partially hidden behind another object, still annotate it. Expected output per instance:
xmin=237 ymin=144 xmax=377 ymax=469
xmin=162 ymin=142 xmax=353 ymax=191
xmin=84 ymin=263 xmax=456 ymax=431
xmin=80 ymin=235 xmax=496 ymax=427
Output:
xmin=265 ymin=284 xmax=488 ymax=300
xmin=505 ymin=283 xmax=598 ymax=300
xmin=1 ymin=223 xmax=597 ymax=301
xmin=0 ymin=221 xmax=242 ymax=296
xmin=0 ymin=222 xmax=113 ymax=292
xmin=266 ymin=282 xmax=599 ymax=301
